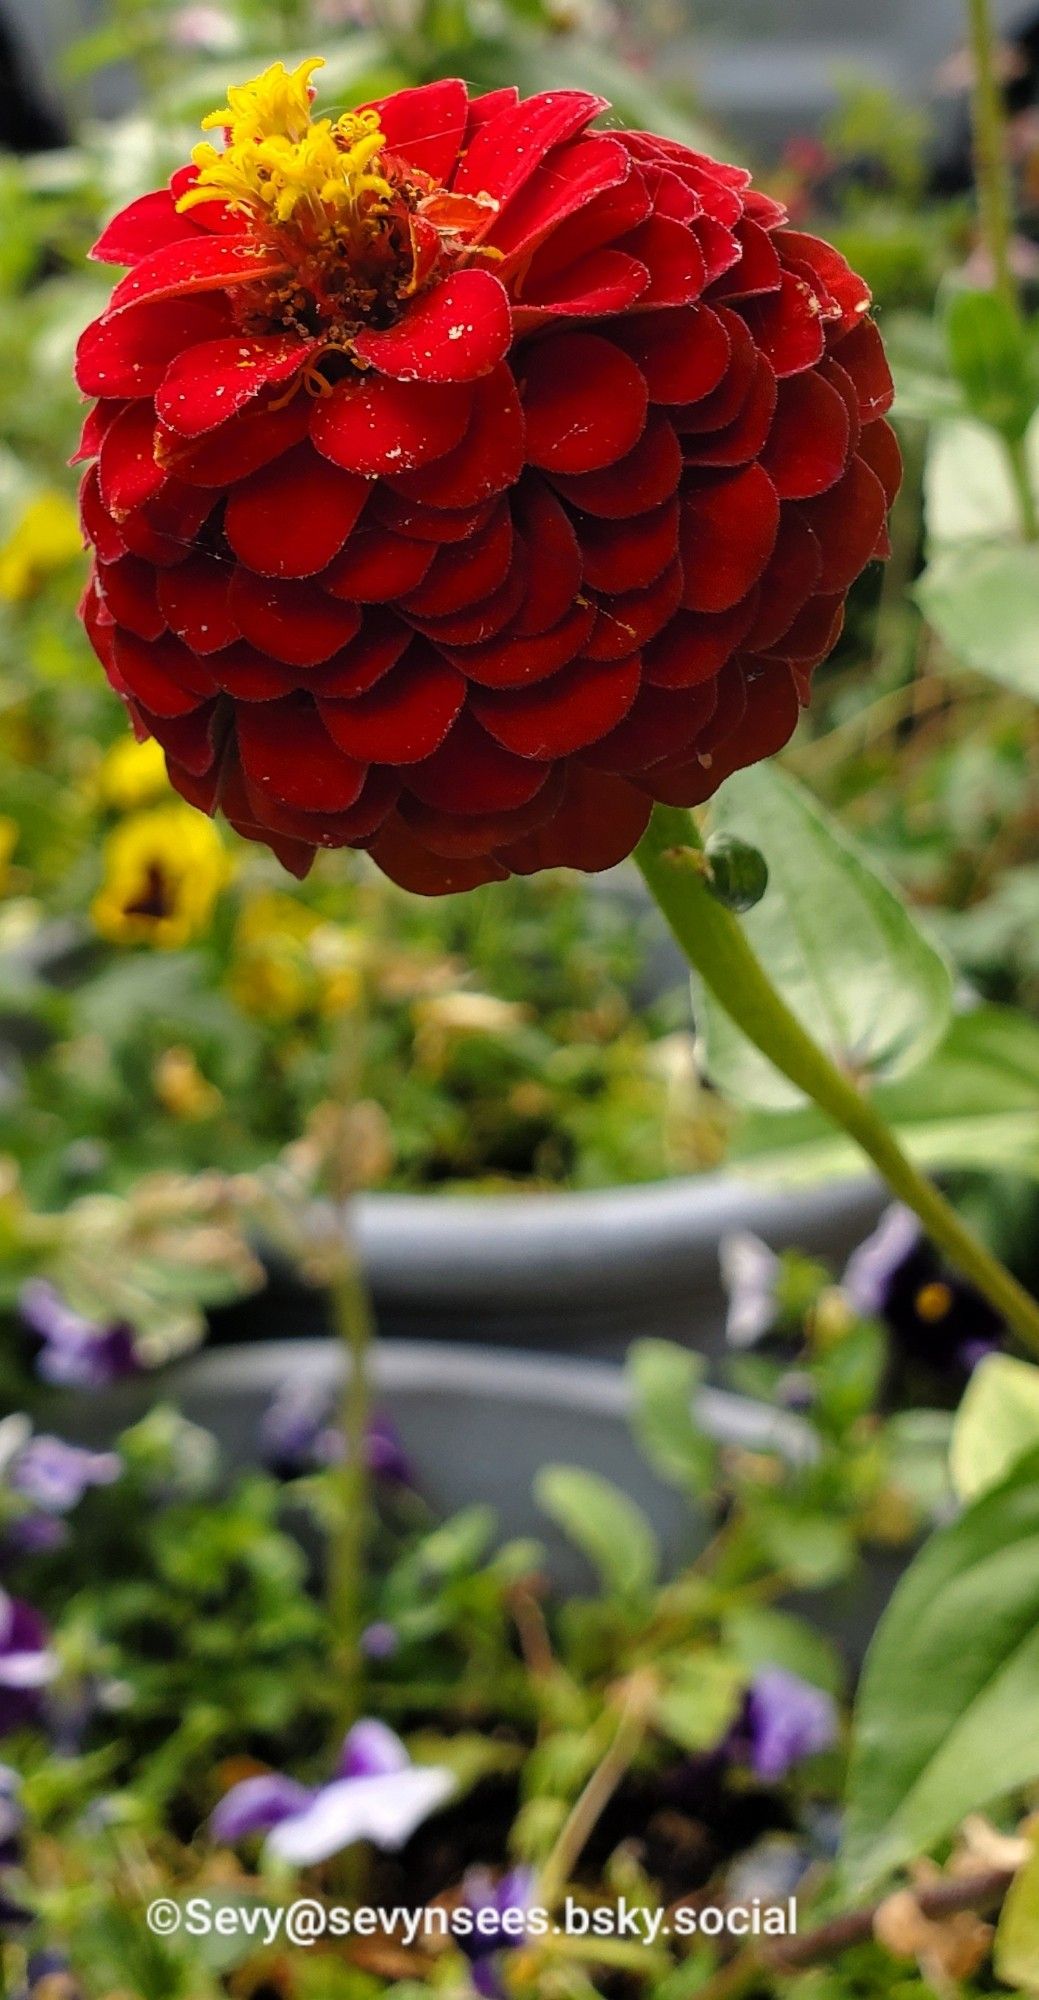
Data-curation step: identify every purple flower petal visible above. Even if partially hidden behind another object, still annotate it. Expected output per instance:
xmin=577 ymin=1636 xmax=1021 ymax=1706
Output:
xmin=266 ymin=1764 xmax=455 ymax=1864
xmin=210 ymin=1773 xmax=313 ymax=1845
xmin=360 ymin=1621 xmax=399 ymax=1661
xmin=720 ymin=1233 xmax=782 ymax=1348
xmin=745 ymin=1669 xmax=838 ymax=1783
xmin=20 ymin=1282 xmax=138 ymax=1390
xmin=842 ymin=1207 xmax=920 ymax=1319
xmin=338 ymin=1718 xmax=410 ymax=1781
xmin=0 ymin=1597 xmax=56 ymax=1736
xmin=8 ymin=1438 xmax=120 ymax=1515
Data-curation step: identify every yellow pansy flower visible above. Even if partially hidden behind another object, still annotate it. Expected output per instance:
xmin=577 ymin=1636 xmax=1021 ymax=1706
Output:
xmin=0 ymin=492 xmax=82 ymax=603
xmin=96 ymin=736 xmax=171 ymax=813
xmin=92 ymin=805 xmax=230 ymax=949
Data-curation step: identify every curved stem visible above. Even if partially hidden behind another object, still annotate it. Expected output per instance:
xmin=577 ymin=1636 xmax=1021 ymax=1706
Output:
xmin=635 ymin=805 xmax=1039 ymax=1360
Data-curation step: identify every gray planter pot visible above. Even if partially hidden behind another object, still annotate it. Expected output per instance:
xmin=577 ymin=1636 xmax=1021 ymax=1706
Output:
xmin=63 ymin=1336 xmax=907 ymax=1666
xmin=346 ymin=1172 xmax=886 ymax=1356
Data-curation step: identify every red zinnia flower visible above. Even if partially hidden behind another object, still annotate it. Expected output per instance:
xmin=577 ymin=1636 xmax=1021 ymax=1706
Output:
xmin=75 ymin=60 xmax=900 ymax=893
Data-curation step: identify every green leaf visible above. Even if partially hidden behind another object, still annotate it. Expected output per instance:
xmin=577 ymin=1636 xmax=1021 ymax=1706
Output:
xmin=535 ymin=1466 xmax=658 ymax=1597
xmin=697 ymin=766 xmax=954 ymax=1110
xmin=924 ymin=413 xmax=1039 ymax=545
xmin=730 ymin=1005 xmax=1039 ymax=1183
xmin=628 ymin=1339 xmax=714 ymax=1496
xmin=655 ymin=1653 xmax=746 ymax=1754
xmin=946 ymin=290 xmax=1039 ymax=442
xmin=724 ymin=1605 xmax=843 ymax=1697
xmin=842 ymin=1448 xmax=1039 ymax=1893
xmin=995 ymin=1830 xmax=1039 ymax=1993
xmin=917 ymin=542 xmax=1039 ymax=699
xmin=951 ymin=1355 xmax=1039 ymax=1502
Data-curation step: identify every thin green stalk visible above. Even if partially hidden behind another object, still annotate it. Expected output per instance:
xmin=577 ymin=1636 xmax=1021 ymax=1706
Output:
xmin=329 ymin=1238 xmax=377 ymax=1734
xmin=635 ymin=805 xmax=1039 ymax=1360
xmin=537 ymin=1674 xmax=655 ymax=1910
xmin=966 ymin=0 xmax=1018 ymax=311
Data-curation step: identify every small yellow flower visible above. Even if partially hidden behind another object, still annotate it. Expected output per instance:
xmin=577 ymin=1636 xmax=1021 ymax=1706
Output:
xmin=96 ymin=736 xmax=171 ymax=813
xmin=153 ymin=1046 xmax=223 ymax=1121
xmin=0 ymin=492 xmax=82 ymax=603
xmin=0 ymin=817 xmax=17 ymax=894
xmin=229 ymin=891 xmax=365 ymax=1022
xmin=92 ymin=805 xmax=230 ymax=949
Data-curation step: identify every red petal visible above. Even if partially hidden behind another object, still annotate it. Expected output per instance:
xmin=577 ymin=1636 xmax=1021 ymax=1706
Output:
xmin=307 ymin=615 xmax=412 ymax=697
xmin=472 ymin=650 xmax=640 ymax=757
xmin=453 ymin=91 xmax=607 ymax=206
xmin=390 ymin=365 xmax=524 ymax=509
xmin=511 ymin=251 xmax=649 ymax=329
xmin=112 ymin=628 xmax=216 ymax=714
xmin=742 ymin=513 xmax=822 ymax=651
xmin=365 ymin=78 xmax=468 ymax=182
xmin=550 ymin=411 xmax=682 ymax=518
xmin=490 ymin=133 xmax=633 ymax=266
xmin=857 ymin=418 xmax=903 ymax=508
xmin=408 ymin=709 xmax=553 ymax=813
xmin=587 ymin=557 xmax=683 ymax=661
xmin=578 ymin=497 xmax=679 ymax=593
xmin=582 ymin=677 xmax=717 ymax=771
xmin=156 ymin=334 xmax=311 ymax=437
xmin=400 ymin=504 xmax=512 ymax=617
xmin=321 ymin=526 xmax=435 ymax=602
xmin=619 ymin=214 xmax=706 ymax=307
xmin=615 ymin=303 xmax=730 ymax=405
xmin=353 ymin=271 xmax=511 ymax=384
xmin=759 ymin=369 xmax=851 ymax=499
xmin=374 ymin=491 xmax=496 ymax=542
xmin=367 ymin=815 xmax=508 ymax=893
xmin=780 ymin=229 xmax=871 ymax=336
xmin=511 ymin=479 xmax=582 ymax=635
xmin=691 ymin=214 xmax=743 ymax=287
xmin=80 ymin=468 xmax=126 ymax=563
xmin=161 ymin=395 xmax=311 ymax=486
xmin=225 ymin=443 xmax=369 ymax=578
xmin=448 ymin=601 xmax=595 ymax=689
xmin=311 ymin=372 xmax=471 ymax=477
xmin=412 ymin=557 xmax=526 ymax=646
xmin=206 ymin=641 xmax=291 ymax=700
xmin=680 ymin=463 xmax=780 ymax=613
xmin=237 ymin=695 xmax=368 ymax=811
xmin=118 ymin=479 xmax=213 ymax=567
xmin=496 ymin=764 xmax=650 ymax=875
xmin=741 ymin=270 xmax=826 ymax=377
xmin=711 ymin=218 xmax=782 ymax=300
xmin=682 ymin=351 xmax=776 ymax=469
xmin=138 ymin=700 xmax=226 ymax=776
xmin=228 ymin=570 xmax=362 ymax=666
xmin=91 ymin=190 xmax=196 ymax=267
xmin=106 ymin=236 xmax=289 ymax=315
xmin=72 ymin=398 xmax=126 ymax=465
xmin=98 ymin=402 xmax=163 ymax=518
xmin=96 ymin=555 xmax=164 ymax=640
xmin=520 ymin=332 xmax=647 ymax=474
xmin=643 ymin=598 xmax=758 ymax=688
xmin=319 ymin=646 xmax=465 ymax=763
xmin=796 ymin=454 xmax=888 ymax=593
xmin=76 ymin=297 xmax=229 ymax=398
xmin=157 ymin=554 xmax=240 ymax=653
xmin=399 ymin=766 xmax=566 ymax=857
xmin=521 ymin=169 xmax=653 ymax=284
xmin=832 ymin=319 xmax=894 ymax=422
xmin=674 ymin=307 xmax=756 ymax=433
xmin=762 ymin=591 xmax=844 ymax=664
xmin=240 ymin=763 xmax=399 ymax=845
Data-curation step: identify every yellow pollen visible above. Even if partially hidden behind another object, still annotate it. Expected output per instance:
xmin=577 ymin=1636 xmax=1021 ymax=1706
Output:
xmin=177 ymin=57 xmax=393 ymax=236
xmin=914 ymin=1280 xmax=954 ymax=1324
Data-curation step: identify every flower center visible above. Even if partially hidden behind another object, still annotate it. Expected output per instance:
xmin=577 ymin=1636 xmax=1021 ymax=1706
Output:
xmin=914 ymin=1280 xmax=954 ymax=1324
xmin=176 ymin=58 xmax=498 ymax=345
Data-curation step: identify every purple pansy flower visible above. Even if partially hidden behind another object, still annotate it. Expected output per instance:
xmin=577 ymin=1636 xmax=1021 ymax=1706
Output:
xmin=260 ymin=1383 xmax=415 ymax=1486
xmin=720 ymin=1233 xmax=782 ymax=1349
xmin=738 ymin=1669 xmax=839 ymax=1783
xmin=16 ymin=1952 xmax=83 ymax=1997
xmin=8 ymin=1438 xmax=120 ymax=1516
xmin=211 ymin=1719 xmax=454 ymax=1865
xmin=461 ymin=1867 xmax=536 ymax=1998
xmin=19 ymin=1282 xmax=139 ymax=1391
xmin=0 ymin=1594 xmax=56 ymax=1737
xmin=844 ymin=1206 xmax=1003 ymax=1375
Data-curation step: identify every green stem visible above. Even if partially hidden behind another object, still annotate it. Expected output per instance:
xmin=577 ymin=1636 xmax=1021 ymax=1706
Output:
xmin=635 ymin=805 xmax=1039 ymax=1360
xmin=329 ymin=1232 xmax=377 ymax=1735
xmin=1005 ymin=431 xmax=1039 ymax=541
xmin=537 ymin=1675 xmax=655 ymax=1909
xmin=966 ymin=0 xmax=1018 ymax=312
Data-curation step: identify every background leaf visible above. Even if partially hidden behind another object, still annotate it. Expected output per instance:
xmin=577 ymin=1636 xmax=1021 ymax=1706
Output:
xmin=628 ymin=1339 xmax=714 ymax=1497
xmin=730 ymin=1006 xmax=1039 ymax=1183
xmin=697 ymin=766 xmax=953 ymax=1110
xmin=842 ymin=1449 xmax=1039 ymax=1893
xmin=535 ymin=1466 xmax=658 ymax=1598
xmin=951 ymin=1356 xmax=1039 ymax=1502
xmin=995 ymin=1831 xmax=1039 ymax=1994
xmin=917 ymin=543 xmax=1039 ymax=699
